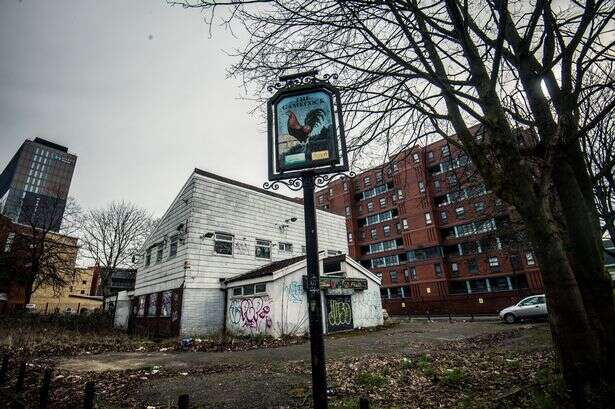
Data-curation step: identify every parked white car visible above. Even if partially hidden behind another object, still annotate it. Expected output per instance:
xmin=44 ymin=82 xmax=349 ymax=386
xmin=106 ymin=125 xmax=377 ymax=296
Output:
xmin=499 ymin=294 xmax=548 ymax=324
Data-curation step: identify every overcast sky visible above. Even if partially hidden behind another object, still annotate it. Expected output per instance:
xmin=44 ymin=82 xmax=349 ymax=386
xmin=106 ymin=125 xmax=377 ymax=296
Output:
xmin=0 ymin=0 xmax=273 ymax=216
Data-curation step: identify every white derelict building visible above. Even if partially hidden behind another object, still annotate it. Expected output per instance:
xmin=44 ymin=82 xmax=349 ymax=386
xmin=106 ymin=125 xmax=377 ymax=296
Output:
xmin=125 ymin=169 xmax=382 ymax=337
xmin=224 ymin=252 xmax=383 ymax=337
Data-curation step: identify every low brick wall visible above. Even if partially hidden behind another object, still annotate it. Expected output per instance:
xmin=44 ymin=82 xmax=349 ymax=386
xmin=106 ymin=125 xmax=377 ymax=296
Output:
xmin=383 ymin=289 xmax=537 ymax=316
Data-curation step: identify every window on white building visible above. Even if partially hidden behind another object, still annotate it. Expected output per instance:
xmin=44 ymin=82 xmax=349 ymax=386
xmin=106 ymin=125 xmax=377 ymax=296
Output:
xmin=145 ymin=249 xmax=151 ymax=267
xmin=214 ymin=232 xmax=234 ymax=255
xmin=255 ymin=239 xmax=271 ymax=259
xmin=279 ymin=242 xmax=293 ymax=253
xmin=169 ymin=235 xmax=178 ymax=258
xmin=156 ymin=244 xmax=164 ymax=263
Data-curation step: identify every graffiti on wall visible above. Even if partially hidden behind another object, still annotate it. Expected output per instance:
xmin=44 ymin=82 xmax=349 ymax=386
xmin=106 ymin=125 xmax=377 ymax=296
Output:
xmin=285 ymin=281 xmax=304 ymax=304
xmin=353 ymin=290 xmax=383 ymax=322
xmin=326 ymin=295 xmax=353 ymax=332
xmin=229 ymin=296 xmax=273 ymax=332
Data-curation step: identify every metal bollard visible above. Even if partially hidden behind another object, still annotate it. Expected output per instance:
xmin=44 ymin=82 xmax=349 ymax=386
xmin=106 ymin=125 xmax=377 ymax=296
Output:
xmin=39 ymin=368 xmax=52 ymax=409
xmin=359 ymin=397 xmax=370 ymax=409
xmin=83 ymin=381 xmax=95 ymax=409
xmin=0 ymin=354 xmax=9 ymax=384
xmin=178 ymin=394 xmax=190 ymax=409
xmin=15 ymin=360 xmax=26 ymax=393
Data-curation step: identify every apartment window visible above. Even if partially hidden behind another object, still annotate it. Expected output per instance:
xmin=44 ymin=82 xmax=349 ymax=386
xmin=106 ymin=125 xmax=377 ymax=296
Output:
xmin=319 ymin=195 xmax=324 ymax=204
xmin=468 ymin=258 xmax=479 ymax=274
xmin=402 ymin=219 xmax=409 ymax=229
xmin=345 ymin=206 xmax=351 ymax=216
xmin=451 ymin=262 xmax=459 ymax=276
xmin=367 ymin=201 xmax=374 ymax=212
xmin=4 ymin=232 xmax=15 ymax=253
xmin=329 ymin=188 xmax=334 ymax=196
xmin=383 ymin=225 xmax=391 ymax=237
xmin=434 ymin=263 xmax=443 ymax=278
xmin=398 ymin=189 xmax=404 ymax=199
xmin=413 ymin=153 xmax=420 ymax=162
xmin=370 ymin=229 xmax=377 ymax=240
xmin=488 ymin=256 xmax=500 ymax=271
xmin=390 ymin=271 xmax=398 ymax=283
xmin=214 ymin=233 xmax=234 ymax=255
xmin=418 ymin=181 xmax=425 ymax=193
xmin=442 ymin=144 xmax=450 ymax=156
xmin=364 ymin=176 xmax=371 ymax=187
xmin=376 ymin=272 xmax=383 ymax=280
xmin=410 ymin=267 xmax=417 ymax=280
xmin=279 ymin=242 xmax=293 ymax=253
xmin=379 ymin=197 xmax=386 ymax=208
xmin=404 ymin=269 xmax=410 ymax=281
xmin=434 ymin=180 xmax=441 ymax=191
xmin=145 ymin=249 xmax=151 ymax=267
xmin=441 ymin=211 xmax=448 ymax=222
xmin=427 ymin=151 xmax=434 ymax=161
xmin=424 ymin=212 xmax=432 ymax=225
xmin=343 ymin=182 xmax=348 ymax=192
xmin=348 ymin=232 xmax=353 ymax=242
xmin=396 ymin=222 xmax=402 ymax=232
xmin=169 ymin=235 xmax=179 ymax=258
xmin=455 ymin=207 xmax=465 ymax=219
xmin=376 ymin=172 xmax=383 ymax=183
xmin=448 ymin=175 xmax=458 ymax=187
xmin=255 ymin=239 xmax=271 ymax=259
xmin=474 ymin=202 xmax=485 ymax=213
xmin=156 ymin=244 xmax=164 ymax=263
xmin=526 ymin=252 xmax=535 ymax=266
xmin=360 ymin=231 xmax=366 ymax=239
xmin=393 ymin=163 xmax=399 ymax=171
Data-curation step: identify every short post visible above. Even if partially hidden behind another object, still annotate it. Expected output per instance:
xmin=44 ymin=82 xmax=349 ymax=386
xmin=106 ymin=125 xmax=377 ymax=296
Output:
xmin=470 ymin=313 xmax=475 ymax=322
xmin=359 ymin=397 xmax=370 ymax=409
xmin=178 ymin=394 xmax=190 ymax=409
xmin=16 ymin=360 xmax=27 ymax=393
xmin=39 ymin=368 xmax=52 ymax=409
xmin=77 ymin=303 xmax=81 ymax=314
xmin=83 ymin=381 xmax=95 ymax=409
xmin=0 ymin=353 xmax=9 ymax=384
xmin=44 ymin=302 xmax=49 ymax=315
xmin=426 ymin=309 xmax=431 ymax=322
xmin=448 ymin=311 xmax=452 ymax=322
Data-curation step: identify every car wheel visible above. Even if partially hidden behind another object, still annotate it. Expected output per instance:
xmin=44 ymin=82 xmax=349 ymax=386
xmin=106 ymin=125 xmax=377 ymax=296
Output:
xmin=504 ymin=313 xmax=516 ymax=324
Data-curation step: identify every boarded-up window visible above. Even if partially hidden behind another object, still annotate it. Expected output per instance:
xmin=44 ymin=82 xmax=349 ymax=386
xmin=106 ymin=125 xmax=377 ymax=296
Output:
xmin=137 ymin=296 xmax=146 ymax=317
xmin=147 ymin=293 xmax=158 ymax=316
xmin=160 ymin=290 xmax=172 ymax=317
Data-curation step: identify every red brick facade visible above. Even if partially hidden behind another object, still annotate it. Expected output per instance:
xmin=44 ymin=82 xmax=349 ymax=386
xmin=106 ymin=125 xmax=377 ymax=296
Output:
xmin=315 ymin=138 xmax=543 ymax=315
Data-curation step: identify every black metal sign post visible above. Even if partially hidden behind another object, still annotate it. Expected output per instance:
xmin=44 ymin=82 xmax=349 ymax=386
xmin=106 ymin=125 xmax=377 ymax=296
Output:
xmin=264 ymin=70 xmax=352 ymax=409
xmin=302 ymin=172 xmax=328 ymax=408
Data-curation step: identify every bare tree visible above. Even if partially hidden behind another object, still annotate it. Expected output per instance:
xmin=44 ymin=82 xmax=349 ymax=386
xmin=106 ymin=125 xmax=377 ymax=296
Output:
xmin=80 ymin=201 xmax=155 ymax=299
xmin=581 ymin=77 xmax=615 ymax=252
xmin=171 ymin=1 xmax=615 ymax=406
xmin=0 ymin=194 xmax=80 ymax=305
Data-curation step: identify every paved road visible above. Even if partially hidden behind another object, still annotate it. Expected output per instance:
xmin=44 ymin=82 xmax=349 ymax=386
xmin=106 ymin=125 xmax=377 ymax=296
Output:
xmin=56 ymin=320 xmax=515 ymax=373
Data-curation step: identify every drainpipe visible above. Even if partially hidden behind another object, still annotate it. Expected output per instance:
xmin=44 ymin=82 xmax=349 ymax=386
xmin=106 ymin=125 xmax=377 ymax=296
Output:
xmin=221 ymin=281 xmax=228 ymax=335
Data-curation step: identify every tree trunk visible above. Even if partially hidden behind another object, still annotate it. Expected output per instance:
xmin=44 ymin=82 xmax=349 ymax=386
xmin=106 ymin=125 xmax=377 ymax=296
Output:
xmin=516 ymin=190 xmax=615 ymax=407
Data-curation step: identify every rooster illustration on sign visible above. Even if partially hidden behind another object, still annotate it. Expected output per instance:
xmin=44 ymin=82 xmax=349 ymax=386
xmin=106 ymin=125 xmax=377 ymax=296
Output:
xmin=287 ymin=108 xmax=326 ymax=143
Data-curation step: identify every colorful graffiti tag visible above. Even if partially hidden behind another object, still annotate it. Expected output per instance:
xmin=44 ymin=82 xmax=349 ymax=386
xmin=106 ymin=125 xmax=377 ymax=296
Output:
xmin=229 ymin=296 xmax=273 ymax=333
xmin=286 ymin=281 xmax=304 ymax=304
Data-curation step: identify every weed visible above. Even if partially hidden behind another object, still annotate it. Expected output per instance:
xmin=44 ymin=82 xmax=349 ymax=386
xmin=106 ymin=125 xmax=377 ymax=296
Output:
xmin=355 ymin=371 xmax=387 ymax=388
xmin=442 ymin=368 xmax=465 ymax=386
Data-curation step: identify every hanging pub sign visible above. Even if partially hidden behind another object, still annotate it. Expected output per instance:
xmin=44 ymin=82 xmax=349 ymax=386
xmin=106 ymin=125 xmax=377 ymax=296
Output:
xmin=267 ymin=73 xmax=349 ymax=181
